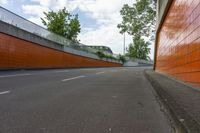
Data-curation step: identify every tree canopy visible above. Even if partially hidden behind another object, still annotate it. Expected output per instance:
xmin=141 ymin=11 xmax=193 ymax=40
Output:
xmin=118 ymin=0 xmax=156 ymax=60
xmin=41 ymin=7 xmax=81 ymax=42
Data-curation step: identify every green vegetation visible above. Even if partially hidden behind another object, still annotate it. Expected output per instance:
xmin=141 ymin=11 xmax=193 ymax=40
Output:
xmin=96 ymin=51 xmax=126 ymax=63
xmin=96 ymin=51 xmax=116 ymax=60
xmin=117 ymin=54 xmax=126 ymax=64
xmin=96 ymin=51 xmax=105 ymax=59
xmin=41 ymin=7 xmax=81 ymax=42
xmin=127 ymin=35 xmax=150 ymax=60
xmin=118 ymin=0 xmax=156 ymax=60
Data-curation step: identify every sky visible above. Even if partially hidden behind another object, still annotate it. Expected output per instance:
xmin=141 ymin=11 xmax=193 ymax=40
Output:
xmin=0 ymin=0 xmax=154 ymax=59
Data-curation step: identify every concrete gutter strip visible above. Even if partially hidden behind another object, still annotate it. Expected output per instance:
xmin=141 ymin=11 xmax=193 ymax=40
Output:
xmin=144 ymin=70 xmax=200 ymax=133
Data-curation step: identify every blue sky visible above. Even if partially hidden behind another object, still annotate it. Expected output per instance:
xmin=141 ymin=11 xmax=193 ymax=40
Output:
xmin=0 ymin=0 xmax=154 ymax=59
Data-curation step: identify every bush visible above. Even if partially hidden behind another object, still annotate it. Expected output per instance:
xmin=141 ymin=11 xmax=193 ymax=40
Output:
xmin=96 ymin=51 xmax=105 ymax=59
xmin=96 ymin=51 xmax=118 ymax=61
xmin=117 ymin=54 xmax=126 ymax=63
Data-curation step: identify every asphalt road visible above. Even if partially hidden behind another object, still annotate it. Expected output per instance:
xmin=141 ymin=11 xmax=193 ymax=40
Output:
xmin=0 ymin=67 xmax=173 ymax=133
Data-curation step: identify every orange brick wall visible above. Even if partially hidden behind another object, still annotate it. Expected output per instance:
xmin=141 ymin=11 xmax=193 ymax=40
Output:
xmin=155 ymin=0 xmax=200 ymax=87
xmin=0 ymin=33 xmax=122 ymax=69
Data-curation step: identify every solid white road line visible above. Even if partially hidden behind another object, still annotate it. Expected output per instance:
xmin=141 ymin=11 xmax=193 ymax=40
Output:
xmin=0 ymin=73 xmax=31 ymax=78
xmin=0 ymin=91 xmax=10 ymax=95
xmin=96 ymin=72 xmax=105 ymax=75
xmin=62 ymin=75 xmax=86 ymax=82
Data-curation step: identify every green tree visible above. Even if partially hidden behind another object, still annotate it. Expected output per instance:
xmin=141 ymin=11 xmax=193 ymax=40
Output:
xmin=127 ymin=35 xmax=150 ymax=60
xmin=118 ymin=0 xmax=156 ymax=60
xmin=41 ymin=7 xmax=81 ymax=42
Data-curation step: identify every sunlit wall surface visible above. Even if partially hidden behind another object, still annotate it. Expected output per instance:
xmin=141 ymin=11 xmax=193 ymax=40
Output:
xmin=155 ymin=0 xmax=200 ymax=87
xmin=0 ymin=33 xmax=122 ymax=69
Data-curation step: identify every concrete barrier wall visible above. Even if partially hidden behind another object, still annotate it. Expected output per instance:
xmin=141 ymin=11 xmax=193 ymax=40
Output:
xmin=155 ymin=0 xmax=200 ymax=88
xmin=0 ymin=7 xmax=122 ymax=69
xmin=0 ymin=32 xmax=122 ymax=69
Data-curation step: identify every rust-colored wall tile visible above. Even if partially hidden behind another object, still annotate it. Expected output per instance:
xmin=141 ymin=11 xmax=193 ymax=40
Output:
xmin=0 ymin=33 xmax=122 ymax=69
xmin=155 ymin=0 xmax=200 ymax=87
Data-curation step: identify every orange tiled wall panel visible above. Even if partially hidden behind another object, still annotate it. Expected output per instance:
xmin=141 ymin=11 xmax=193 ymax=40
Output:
xmin=0 ymin=33 xmax=122 ymax=69
xmin=155 ymin=0 xmax=200 ymax=87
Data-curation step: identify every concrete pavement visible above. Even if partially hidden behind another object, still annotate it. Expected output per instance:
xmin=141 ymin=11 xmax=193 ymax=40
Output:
xmin=145 ymin=70 xmax=200 ymax=133
xmin=0 ymin=67 xmax=173 ymax=133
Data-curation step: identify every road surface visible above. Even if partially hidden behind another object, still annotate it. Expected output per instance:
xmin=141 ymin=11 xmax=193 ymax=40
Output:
xmin=0 ymin=67 xmax=173 ymax=133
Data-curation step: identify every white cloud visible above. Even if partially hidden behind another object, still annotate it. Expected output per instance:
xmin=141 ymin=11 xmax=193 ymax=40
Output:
xmin=75 ymin=0 xmax=135 ymax=54
xmin=77 ymin=0 xmax=134 ymax=54
xmin=21 ymin=0 xmax=78 ymax=26
xmin=22 ymin=5 xmax=48 ymax=16
xmin=28 ymin=16 xmax=44 ymax=27
xmin=22 ymin=4 xmax=49 ymax=27
xmin=0 ymin=0 xmax=8 ymax=4
xmin=20 ymin=0 xmax=154 ymax=59
xmin=149 ymin=44 xmax=154 ymax=59
xmin=30 ymin=0 xmax=77 ymax=11
xmin=79 ymin=23 xmax=132 ymax=54
xmin=71 ymin=0 xmax=134 ymax=25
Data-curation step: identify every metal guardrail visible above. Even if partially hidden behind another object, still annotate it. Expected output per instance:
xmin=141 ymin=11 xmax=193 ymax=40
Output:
xmin=0 ymin=6 xmax=97 ymax=54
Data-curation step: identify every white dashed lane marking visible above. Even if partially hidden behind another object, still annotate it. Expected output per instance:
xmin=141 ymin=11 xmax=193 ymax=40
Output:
xmin=62 ymin=75 xmax=86 ymax=82
xmin=0 ymin=91 xmax=10 ymax=95
xmin=0 ymin=74 xmax=31 ymax=78
xmin=96 ymin=72 xmax=105 ymax=75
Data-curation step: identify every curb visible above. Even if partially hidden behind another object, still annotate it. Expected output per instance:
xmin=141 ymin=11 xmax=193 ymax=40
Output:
xmin=144 ymin=70 xmax=200 ymax=133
